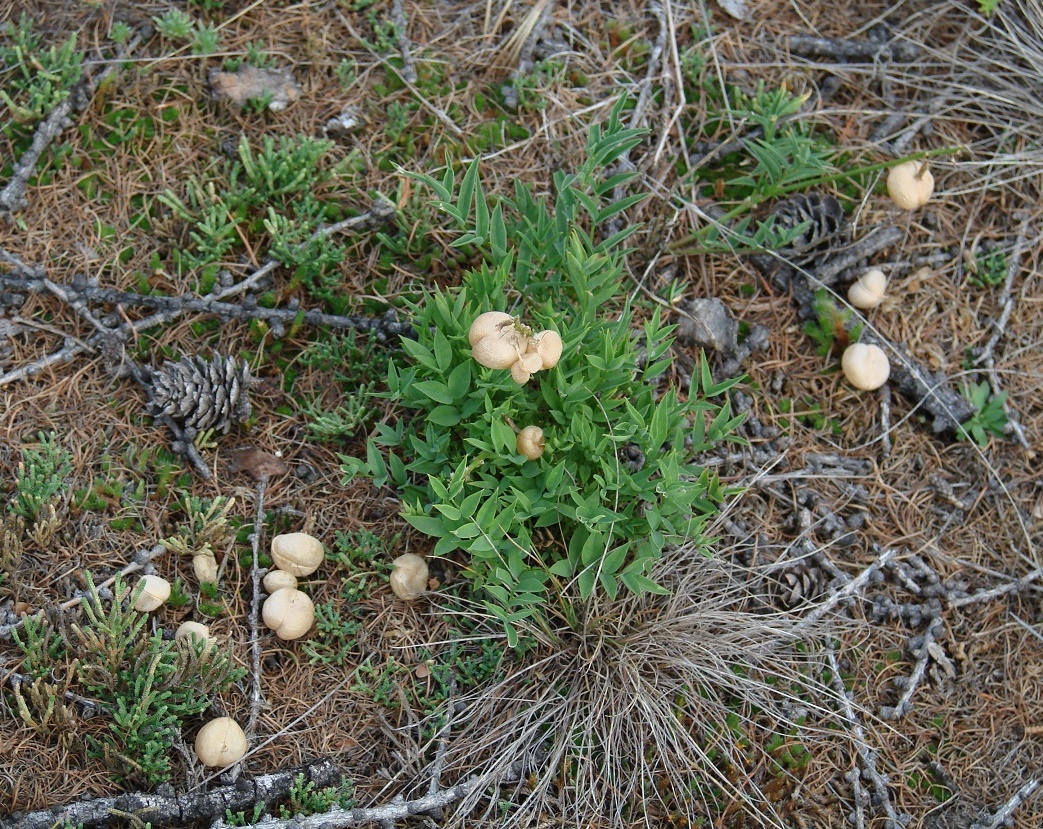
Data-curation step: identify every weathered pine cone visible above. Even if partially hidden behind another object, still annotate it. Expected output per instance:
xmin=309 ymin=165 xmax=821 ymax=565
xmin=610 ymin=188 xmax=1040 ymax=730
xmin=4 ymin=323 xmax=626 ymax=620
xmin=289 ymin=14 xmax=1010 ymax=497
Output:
xmin=146 ymin=355 xmax=252 ymax=434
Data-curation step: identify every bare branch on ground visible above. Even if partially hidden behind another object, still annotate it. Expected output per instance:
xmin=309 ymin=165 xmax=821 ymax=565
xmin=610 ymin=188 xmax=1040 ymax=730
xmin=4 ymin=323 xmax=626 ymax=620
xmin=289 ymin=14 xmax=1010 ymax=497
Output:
xmin=0 ymin=758 xmax=344 ymax=829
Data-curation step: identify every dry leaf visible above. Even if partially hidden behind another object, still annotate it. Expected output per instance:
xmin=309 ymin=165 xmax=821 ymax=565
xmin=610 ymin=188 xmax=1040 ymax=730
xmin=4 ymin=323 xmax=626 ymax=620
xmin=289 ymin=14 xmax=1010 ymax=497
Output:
xmin=225 ymin=446 xmax=290 ymax=480
xmin=208 ymin=65 xmax=300 ymax=112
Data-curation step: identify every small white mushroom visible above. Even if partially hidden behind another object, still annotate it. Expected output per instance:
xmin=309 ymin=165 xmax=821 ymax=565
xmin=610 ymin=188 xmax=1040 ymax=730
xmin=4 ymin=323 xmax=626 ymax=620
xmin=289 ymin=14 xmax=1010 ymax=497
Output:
xmin=841 ymin=343 xmax=891 ymax=391
xmin=263 ymin=569 xmax=298 ymax=593
xmin=510 ymin=361 xmax=532 ymax=384
xmin=390 ymin=553 xmax=429 ymax=601
xmin=847 ymin=268 xmax=888 ymax=310
xmin=532 ymin=330 xmax=563 ymax=369
xmin=472 ymin=332 xmax=523 ymax=370
xmin=516 ymin=425 xmax=546 ymax=461
xmin=887 ymin=160 xmax=934 ymax=210
xmin=133 ymin=575 xmax=171 ymax=612
xmin=175 ymin=621 xmax=212 ymax=646
xmin=468 ymin=311 xmax=514 ymax=347
xmin=261 ymin=587 xmax=315 ymax=640
xmin=194 ymin=717 xmax=248 ymax=768
xmin=270 ymin=532 xmax=324 ymax=577
xmin=192 ymin=553 xmax=218 ymax=584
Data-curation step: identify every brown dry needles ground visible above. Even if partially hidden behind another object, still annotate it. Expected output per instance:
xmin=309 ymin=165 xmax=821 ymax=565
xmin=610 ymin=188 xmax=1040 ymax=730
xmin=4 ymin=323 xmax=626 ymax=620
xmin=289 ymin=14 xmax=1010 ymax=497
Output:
xmin=1 ymin=1 xmax=1042 ymax=828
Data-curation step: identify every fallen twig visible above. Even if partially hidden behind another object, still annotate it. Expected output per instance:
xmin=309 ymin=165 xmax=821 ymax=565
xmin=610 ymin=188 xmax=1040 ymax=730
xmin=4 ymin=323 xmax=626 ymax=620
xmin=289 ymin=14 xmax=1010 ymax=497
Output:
xmin=826 ymin=646 xmax=909 ymax=829
xmin=948 ymin=566 xmax=1043 ymax=609
xmin=246 ymin=475 xmax=269 ymax=738
xmin=970 ymin=779 xmax=1041 ymax=829
xmin=0 ymin=34 xmax=144 ymax=216
xmin=971 ymin=217 xmax=1034 ymax=450
xmin=209 ymin=774 xmax=487 ymax=829
xmin=390 ymin=0 xmax=417 ymax=84
xmin=881 ymin=615 xmax=945 ymax=720
xmin=787 ymin=33 xmax=920 ymax=63
xmin=794 ymin=546 xmax=896 ymax=634
xmin=0 ymin=758 xmax=344 ymax=829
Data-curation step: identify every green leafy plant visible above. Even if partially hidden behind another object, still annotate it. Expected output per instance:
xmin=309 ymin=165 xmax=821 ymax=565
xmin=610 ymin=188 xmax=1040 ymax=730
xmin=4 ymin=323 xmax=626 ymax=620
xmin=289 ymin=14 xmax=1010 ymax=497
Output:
xmin=10 ymin=574 xmax=244 ymax=785
xmin=152 ymin=10 xmax=196 ymax=41
xmin=10 ymin=432 xmax=73 ymax=521
xmin=0 ymin=14 xmax=83 ymax=137
xmin=802 ymin=288 xmax=861 ymax=357
xmin=969 ymin=248 xmax=1008 ymax=288
xmin=342 ymin=101 xmax=744 ymax=645
xmin=956 ymin=381 xmax=1009 ymax=445
xmin=158 ymin=134 xmax=361 ymax=302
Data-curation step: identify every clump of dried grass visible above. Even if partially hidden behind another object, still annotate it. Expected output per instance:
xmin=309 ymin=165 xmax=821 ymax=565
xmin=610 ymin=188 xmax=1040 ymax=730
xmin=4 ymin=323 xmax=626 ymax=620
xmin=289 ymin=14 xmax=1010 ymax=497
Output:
xmin=425 ymin=540 xmax=841 ymax=827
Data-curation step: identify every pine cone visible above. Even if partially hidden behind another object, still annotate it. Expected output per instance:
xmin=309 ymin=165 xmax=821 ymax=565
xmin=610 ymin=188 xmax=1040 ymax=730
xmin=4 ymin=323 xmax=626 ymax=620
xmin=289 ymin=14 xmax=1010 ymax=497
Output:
xmin=146 ymin=355 xmax=252 ymax=434
xmin=769 ymin=192 xmax=847 ymax=262
xmin=771 ymin=564 xmax=823 ymax=609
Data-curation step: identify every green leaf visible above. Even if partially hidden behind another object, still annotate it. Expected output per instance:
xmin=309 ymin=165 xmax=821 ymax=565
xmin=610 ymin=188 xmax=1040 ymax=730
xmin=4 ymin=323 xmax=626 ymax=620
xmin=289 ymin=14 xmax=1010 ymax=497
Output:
xmin=405 ymin=513 xmax=447 ymax=537
xmin=412 ymin=380 xmax=454 ymax=405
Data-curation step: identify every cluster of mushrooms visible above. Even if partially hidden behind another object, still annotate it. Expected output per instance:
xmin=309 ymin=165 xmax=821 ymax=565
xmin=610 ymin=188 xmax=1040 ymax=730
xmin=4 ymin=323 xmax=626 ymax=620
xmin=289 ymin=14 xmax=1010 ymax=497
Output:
xmin=468 ymin=312 xmax=556 ymax=461
xmin=128 ymin=530 xmax=433 ymax=770
xmin=838 ymin=160 xmax=935 ymax=392
xmin=468 ymin=311 xmax=562 ymax=384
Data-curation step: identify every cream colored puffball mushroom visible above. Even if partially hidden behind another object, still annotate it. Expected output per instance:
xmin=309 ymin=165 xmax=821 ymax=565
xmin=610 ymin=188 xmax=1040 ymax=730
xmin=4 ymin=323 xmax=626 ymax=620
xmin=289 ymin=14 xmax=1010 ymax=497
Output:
xmin=847 ymin=268 xmax=888 ymax=310
xmin=192 ymin=553 xmax=218 ymax=584
xmin=468 ymin=311 xmax=514 ymax=347
xmin=175 ymin=621 xmax=212 ymax=646
xmin=532 ymin=330 xmax=563 ymax=369
xmin=262 ymin=569 xmax=298 ymax=593
xmin=194 ymin=717 xmax=247 ymax=768
xmin=472 ymin=332 xmax=522 ymax=370
xmin=887 ymin=160 xmax=934 ymax=210
xmin=261 ymin=588 xmax=315 ymax=640
xmin=133 ymin=575 xmax=171 ymax=612
xmin=270 ymin=532 xmax=324 ymax=577
xmin=516 ymin=425 xmax=546 ymax=461
xmin=390 ymin=553 xmax=429 ymax=601
xmin=841 ymin=343 xmax=891 ymax=391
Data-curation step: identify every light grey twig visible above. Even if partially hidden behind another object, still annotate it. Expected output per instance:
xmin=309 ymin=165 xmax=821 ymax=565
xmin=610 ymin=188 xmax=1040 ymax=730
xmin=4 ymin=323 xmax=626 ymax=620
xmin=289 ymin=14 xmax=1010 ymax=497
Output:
xmin=246 ymin=475 xmax=269 ymax=737
xmin=826 ymin=646 xmax=909 ymax=829
xmin=794 ymin=547 xmax=896 ymax=633
xmin=390 ymin=0 xmax=417 ymax=84
xmin=881 ymin=615 xmax=944 ymax=720
xmin=970 ymin=779 xmax=1040 ymax=829
xmin=209 ymin=775 xmax=487 ymax=829
xmin=949 ymin=567 xmax=1043 ymax=609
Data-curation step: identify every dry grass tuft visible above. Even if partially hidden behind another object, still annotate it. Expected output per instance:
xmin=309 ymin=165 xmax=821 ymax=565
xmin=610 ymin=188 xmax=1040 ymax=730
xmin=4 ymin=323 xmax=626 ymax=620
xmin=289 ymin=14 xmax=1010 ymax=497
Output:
xmin=424 ymin=541 xmax=841 ymax=827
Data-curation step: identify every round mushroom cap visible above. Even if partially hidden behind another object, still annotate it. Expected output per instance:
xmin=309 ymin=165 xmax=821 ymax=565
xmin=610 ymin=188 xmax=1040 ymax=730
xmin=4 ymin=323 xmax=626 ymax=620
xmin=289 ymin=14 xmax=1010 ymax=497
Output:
xmin=847 ymin=269 xmax=888 ymax=310
xmin=841 ymin=343 xmax=891 ymax=391
xmin=533 ymin=330 xmax=563 ymax=369
xmin=133 ymin=575 xmax=171 ymax=612
xmin=468 ymin=311 xmax=514 ymax=347
xmin=262 ymin=587 xmax=316 ymax=640
xmin=195 ymin=716 xmax=247 ymax=767
xmin=192 ymin=553 xmax=218 ymax=584
xmin=517 ymin=425 xmax=546 ymax=461
xmin=263 ymin=569 xmax=298 ymax=593
xmin=175 ymin=621 xmax=211 ymax=645
xmin=390 ymin=553 xmax=429 ymax=601
xmin=886 ymin=161 xmax=934 ymax=210
xmin=472 ymin=332 xmax=523 ymax=370
xmin=270 ymin=532 xmax=325 ymax=577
